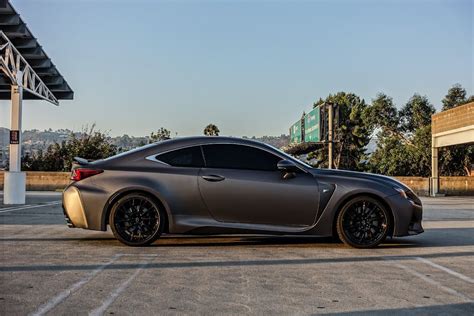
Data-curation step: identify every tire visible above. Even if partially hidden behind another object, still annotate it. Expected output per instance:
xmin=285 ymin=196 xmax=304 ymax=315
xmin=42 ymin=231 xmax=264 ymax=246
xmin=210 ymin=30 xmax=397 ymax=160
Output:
xmin=336 ymin=196 xmax=391 ymax=248
xmin=109 ymin=193 xmax=164 ymax=246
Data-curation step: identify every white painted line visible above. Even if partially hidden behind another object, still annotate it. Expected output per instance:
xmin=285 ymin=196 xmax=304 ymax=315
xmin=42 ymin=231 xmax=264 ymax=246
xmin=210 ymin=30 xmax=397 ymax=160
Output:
xmin=0 ymin=201 xmax=61 ymax=213
xmin=89 ymin=260 xmax=150 ymax=316
xmin=390 ymin=260 xmax=472 ymax=302
xmin=30 ymin=254 xmax=123 ymax=316
xmin=416 ymin=257 xmax=474 ymax=284
xmin=116 ymin=253 xmax=161 ymax=257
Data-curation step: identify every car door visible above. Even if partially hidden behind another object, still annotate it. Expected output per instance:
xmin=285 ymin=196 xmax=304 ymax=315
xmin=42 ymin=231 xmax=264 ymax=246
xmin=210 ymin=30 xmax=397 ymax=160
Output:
xmin=198 ymin=144 xmax=319 ymax=227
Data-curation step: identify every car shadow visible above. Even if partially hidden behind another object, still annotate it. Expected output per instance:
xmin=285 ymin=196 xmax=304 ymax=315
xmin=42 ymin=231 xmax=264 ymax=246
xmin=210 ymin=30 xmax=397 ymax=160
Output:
xmin=324 ymin=302 xmax=474 ymax=315
xmin=1 ymin=227 xmax=472 ymax=249
xmin=2 ymin=250 xmax=473 ymax=273
xmin=146 ymin=227 xmax=474 ymax=249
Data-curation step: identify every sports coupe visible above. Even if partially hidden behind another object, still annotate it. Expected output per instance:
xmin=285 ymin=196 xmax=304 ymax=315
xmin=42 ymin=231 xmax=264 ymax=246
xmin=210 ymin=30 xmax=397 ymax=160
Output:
xmin=62 ymin=136 xmax=423 ymax=248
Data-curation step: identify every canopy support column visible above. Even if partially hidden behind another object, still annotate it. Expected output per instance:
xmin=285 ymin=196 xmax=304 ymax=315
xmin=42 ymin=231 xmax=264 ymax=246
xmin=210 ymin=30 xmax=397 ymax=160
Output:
xmin=4 ymin=80 xmax=26 ymax=204
xmin=430 ymin=146 xmax=439 ymax=197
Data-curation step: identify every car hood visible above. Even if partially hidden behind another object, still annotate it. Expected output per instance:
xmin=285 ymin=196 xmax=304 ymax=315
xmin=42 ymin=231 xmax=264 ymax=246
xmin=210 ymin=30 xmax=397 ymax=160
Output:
xmin=309 ymin=168 xmax=413 ymax=192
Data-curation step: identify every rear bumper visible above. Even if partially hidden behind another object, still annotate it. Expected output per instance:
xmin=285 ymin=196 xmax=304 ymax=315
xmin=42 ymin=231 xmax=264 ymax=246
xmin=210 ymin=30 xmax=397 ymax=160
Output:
xmin=62 ymin=203 xmax=74 ymax=228
xmin=62 ymin=186 xmax=88 ymax=228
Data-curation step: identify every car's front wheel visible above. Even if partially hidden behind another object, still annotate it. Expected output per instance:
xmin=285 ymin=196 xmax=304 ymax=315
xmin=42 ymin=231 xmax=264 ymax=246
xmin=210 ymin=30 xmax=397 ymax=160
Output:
xmin=336 ymin=196 xmax=391 ymax=248
xmin=109 ymin=193 xmax=164 ymax=246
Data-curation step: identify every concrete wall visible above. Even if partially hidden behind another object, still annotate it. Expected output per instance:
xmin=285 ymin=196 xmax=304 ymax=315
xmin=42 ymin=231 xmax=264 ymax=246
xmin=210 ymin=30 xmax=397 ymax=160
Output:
xmin=439 ymin=177 xmax=474 ymax=196
xmin=0 ymin=171 xmax=473 ymax=195
xmin=383 ymin=177 xmax=474 ymax=196
xmin=0 ymin=171 xmax=70 ymax=191
xmin=394 ymin=177 xmax=430 ymax=196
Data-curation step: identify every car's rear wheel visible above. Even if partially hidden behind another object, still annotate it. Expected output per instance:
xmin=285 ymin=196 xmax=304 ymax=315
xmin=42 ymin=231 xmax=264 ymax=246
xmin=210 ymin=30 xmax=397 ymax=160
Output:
xmin=109 ymin=193 xmax=164 ymax=246
xmin=336 ymin=196 xmax=391 ymax=248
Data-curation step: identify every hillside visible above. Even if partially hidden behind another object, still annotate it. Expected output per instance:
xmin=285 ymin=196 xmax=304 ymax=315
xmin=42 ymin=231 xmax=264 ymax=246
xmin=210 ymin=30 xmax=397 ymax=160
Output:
xmin=0 ymin=127 xmax=291 ymax=167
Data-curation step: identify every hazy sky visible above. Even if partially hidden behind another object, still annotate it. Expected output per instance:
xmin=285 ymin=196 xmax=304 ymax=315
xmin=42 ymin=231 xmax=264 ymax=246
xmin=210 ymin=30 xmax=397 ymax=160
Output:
xmin=0 ymin=0 xmax=472 ymax=137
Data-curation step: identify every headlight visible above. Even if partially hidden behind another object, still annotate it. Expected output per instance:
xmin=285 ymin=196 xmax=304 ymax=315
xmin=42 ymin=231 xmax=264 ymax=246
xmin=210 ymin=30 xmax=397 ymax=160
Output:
xmin=394 ymin=187 xmax=408 ymax=199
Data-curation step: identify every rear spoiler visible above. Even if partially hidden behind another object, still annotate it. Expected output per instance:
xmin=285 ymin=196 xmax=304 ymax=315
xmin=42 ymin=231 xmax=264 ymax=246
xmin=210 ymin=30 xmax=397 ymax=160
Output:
xmin=73 ymin=157 xmax=90 ymax=166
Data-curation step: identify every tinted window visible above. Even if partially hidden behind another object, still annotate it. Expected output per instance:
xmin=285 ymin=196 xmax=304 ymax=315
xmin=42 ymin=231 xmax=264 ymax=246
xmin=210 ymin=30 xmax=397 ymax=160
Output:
xmin=156 ymin=146 xmax=204 ymax=167
xmin=202 ymin=144 xmax=281 ymax=171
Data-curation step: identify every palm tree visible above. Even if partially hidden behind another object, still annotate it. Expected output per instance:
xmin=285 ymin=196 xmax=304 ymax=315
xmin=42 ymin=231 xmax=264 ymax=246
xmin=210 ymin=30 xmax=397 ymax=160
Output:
xmin=203 ymin=124 xmax=220 ymax=136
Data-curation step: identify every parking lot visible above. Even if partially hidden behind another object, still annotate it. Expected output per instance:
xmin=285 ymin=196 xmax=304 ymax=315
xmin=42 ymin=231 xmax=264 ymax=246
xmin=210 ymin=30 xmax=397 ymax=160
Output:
xmin=0 ymin=192 xmax=473 ymax=315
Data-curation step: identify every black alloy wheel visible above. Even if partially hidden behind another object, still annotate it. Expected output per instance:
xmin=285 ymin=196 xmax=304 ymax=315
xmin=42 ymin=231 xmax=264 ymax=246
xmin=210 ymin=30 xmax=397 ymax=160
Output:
xmin=336 ymin=196 xmax=391 ymax=248
xmin=109 ymin=193 xmax=164 ymax=246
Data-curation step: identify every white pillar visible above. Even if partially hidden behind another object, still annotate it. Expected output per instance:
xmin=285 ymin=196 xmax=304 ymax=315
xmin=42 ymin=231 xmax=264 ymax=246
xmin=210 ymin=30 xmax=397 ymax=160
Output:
xmin=430 ymin=146 xmax=439 ymax=197
xmin=4 ymin=82 xmax=26 ymax=204
xmin=9 ymin=84 xmax=22 ymax=172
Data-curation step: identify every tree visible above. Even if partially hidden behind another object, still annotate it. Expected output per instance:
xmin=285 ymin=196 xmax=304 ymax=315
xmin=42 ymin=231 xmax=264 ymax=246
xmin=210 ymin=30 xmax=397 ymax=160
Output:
xmin=439 ymin=84 xmax=474 ymax=175
xmin=442 ymin=83 xmax=468 ymax=111
xmin=150 ymin=127 xmax=171 ymax=142
xmin=204 ymin=124 xmax=220 ymax=136
xmin=406 ymin=125 xmax=432 ymax=176
xmin=364 ymin=93 xmax=399 ymax=133
xmin=399 ymin=94 xmax=435 ymax=133
xmin=366 ymin=135 xmax=410 ymax=176
xmin=440 ymin=143 xmax=474 ymax=176
xmin=307 ymin=92 xmax=371 ymax=171
xmin=22 ymin=125 xmax=117 ymax=171
xmin=365 ymin=94 xmax=435 ymax=176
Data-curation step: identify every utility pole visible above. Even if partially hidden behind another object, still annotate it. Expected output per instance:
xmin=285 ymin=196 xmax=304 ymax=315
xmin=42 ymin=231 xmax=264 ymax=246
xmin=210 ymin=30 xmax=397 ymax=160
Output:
xmin=328 ymin=103 xmax=333 ymax=169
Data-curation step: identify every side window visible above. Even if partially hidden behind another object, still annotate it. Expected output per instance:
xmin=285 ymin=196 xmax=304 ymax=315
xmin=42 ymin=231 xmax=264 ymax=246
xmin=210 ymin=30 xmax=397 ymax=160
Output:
xmin=202 ymin=144 xmax=281 ymax=171
xmin=156 ymin=146 xmax=204 ymax=167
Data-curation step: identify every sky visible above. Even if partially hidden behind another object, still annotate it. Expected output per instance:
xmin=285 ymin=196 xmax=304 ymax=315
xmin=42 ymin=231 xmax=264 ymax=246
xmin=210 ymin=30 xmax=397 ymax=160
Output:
xmin=0 ymin=0 xmax=472 ymax=137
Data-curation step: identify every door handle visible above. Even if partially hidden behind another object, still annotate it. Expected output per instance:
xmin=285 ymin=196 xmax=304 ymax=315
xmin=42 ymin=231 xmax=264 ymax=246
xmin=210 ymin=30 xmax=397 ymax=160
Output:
xmin=201 ymin=175 xmax=225 ymax=182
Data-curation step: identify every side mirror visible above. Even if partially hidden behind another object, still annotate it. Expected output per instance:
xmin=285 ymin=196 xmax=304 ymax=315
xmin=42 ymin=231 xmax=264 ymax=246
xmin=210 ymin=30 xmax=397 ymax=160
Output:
xmin=277 ymin=160 xmax=299 ymax=173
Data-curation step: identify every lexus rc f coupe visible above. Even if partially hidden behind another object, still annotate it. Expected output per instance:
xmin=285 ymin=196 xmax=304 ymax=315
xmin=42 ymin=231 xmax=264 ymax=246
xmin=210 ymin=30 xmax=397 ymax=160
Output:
xmin=62 ymin=136 xmax=423 ymax=248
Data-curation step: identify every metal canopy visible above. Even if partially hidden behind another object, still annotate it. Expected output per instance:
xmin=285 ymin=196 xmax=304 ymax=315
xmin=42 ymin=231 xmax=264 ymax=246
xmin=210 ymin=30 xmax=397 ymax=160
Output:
xmin=0 ymin=1 xmax=73 ymax=101
xmin=1 ymin=0 xmax=73 ymax=204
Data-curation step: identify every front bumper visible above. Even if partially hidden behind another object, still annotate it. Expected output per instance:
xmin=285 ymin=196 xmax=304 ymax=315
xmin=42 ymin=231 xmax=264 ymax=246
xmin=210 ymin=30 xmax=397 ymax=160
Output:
xmin=407 ymin=200 xmax=424 ymax=235
xmin=62 ymin=186 xmax=89 ymax=228
xmin=386 ymin=192 xmax=424 ymax=237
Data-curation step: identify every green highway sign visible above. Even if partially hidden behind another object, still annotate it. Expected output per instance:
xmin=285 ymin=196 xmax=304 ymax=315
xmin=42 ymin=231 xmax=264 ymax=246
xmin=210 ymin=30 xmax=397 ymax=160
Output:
xmin=304 ymin=106 xmax=320 ymax=142
xmin=289 ymin=106 xmax=322 ymax=144
xmin=290 ymin=120 xmax=302 ymax=144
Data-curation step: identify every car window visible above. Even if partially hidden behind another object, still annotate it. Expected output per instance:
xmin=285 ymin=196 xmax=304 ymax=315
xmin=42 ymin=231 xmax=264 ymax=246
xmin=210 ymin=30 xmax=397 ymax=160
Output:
xmin=156 ymin=146 xmax=204 ymax=167
xmin=202 ymin=144 xmax=281 ymax=171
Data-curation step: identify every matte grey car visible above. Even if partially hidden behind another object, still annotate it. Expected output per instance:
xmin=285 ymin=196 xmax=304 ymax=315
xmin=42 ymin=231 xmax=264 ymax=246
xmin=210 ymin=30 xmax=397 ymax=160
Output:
xmin=62 ymin=136 xmax=423 ymax=248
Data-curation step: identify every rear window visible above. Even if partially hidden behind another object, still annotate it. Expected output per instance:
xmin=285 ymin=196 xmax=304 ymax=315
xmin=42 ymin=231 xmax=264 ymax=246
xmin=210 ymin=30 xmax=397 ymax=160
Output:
xmin=156 ymin=146 xmax=204 ymax=168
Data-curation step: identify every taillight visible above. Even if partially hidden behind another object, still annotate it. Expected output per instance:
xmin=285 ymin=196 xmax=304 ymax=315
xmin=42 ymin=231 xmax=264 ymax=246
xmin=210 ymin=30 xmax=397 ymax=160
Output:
xmin=71 ymin=168 xmax=103 ymax=181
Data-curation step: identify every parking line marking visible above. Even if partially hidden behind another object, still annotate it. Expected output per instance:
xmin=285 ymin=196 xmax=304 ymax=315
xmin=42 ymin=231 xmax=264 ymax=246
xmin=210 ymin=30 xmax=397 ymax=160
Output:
xmin=389 ymin=260 xmax=472 ymax=302
xmin=30 ymin=254 xmax=123 ymax=316
xmin=416 ymin=257 xmax=474 ymax=284
xmin=89 ymin=260 xmax=150 ymax=316
xmin=0 ymin=201 xmax=61 ymax=213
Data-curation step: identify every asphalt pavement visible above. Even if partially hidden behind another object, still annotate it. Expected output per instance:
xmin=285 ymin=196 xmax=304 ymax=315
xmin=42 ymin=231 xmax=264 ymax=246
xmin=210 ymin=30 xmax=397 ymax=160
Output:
xmin=0 ymin=192 xmax=473 ymax=315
